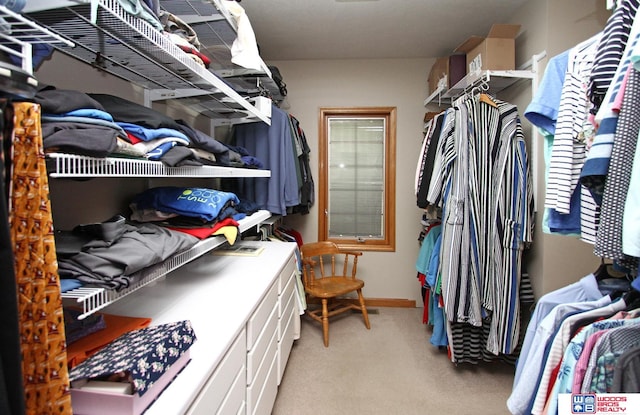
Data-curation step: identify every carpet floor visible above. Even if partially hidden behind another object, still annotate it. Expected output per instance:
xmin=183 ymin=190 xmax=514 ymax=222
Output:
xmin=273 ymin=307 xmax=516 ymax=415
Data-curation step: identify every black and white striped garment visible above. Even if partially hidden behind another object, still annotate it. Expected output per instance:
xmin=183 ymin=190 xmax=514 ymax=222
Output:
xmin=415 ymin=117 xmax=434 ymax=205
xmin=415 ymin=112 xmax=445 ymax=209
xmin=580 ymin=185 xmax=602 ymax=244
xmin=588 ymin=0 xmax=639 ymax=114
xmin=439 ymin=100 xmax=484 ymax=329
xmin=446 ymin=273 xmax=534 ymax=366
xmin=426 ymin=107 xmax=456 ymax=208
xmin=433 ymin=94 xmax=534 ymax=360
xmin=487 ymin=103 xmax=534 ymax=356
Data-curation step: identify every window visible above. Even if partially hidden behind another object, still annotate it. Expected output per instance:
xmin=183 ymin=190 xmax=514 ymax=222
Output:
xmin=318 ymin=107 xmax=396 ymax=251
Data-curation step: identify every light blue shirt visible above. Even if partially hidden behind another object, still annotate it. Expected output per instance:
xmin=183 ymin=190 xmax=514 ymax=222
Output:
xmin=524 ymin=50 xmax=570 ymax=136
xmin=513 ymin=274 xmax=604 ymax=387
xmin=508 ymin=290 xmax=611 ymax=415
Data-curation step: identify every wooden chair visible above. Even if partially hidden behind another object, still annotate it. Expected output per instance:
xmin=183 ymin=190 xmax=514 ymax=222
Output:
xmin=300 ymin=241 xmax=371 ymax=347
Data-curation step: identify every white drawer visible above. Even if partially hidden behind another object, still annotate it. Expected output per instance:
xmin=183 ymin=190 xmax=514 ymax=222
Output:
xmin=278 ymin=287 xmax=296 ymax=340
xmin=278 ymin=255 xmax=297 ymax=294
xmin=247 ymin=281 xmax=278 ymax=349
xmin=236 ymin=401 xmax=245 ymax=415
xmin=246 ymin=328 xmax=278 ymax=415
xmin=278 ymin=272 xmax=296 ymax=317
xmin=277 ymin=303 xmax=297 ymax=385
xmin=246 ymin=303 xmax=278 ymax=382
xmin=215 ymin=364 xmax=246 ymax=415
xmin=187 ymin=330 xmax=246 ymax=415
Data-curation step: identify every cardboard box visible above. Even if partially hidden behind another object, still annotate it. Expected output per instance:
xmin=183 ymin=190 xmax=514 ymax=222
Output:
xmin=454 ymin=24 xmax=521 ymax=73
xmin=428 ymin=54 xmax=466 ymax=94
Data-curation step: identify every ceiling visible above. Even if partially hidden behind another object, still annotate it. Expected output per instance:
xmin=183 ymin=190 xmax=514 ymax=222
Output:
xmin=238 ymin=0 xmax=531 ymax=62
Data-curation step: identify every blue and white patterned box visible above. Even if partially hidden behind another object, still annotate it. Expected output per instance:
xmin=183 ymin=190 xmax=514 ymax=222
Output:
xmin=69 ymin=320 xmax=197 ymax=415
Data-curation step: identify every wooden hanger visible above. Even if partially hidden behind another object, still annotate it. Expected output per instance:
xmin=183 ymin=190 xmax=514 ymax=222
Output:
xmin=476 ymin=79 xmax=497 ymax=107
xmin=479 ymin=93 xmax=497 ymax=108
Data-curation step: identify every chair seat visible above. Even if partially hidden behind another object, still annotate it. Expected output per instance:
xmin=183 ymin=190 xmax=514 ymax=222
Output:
xmin=305 ymin=277 xmax=365 ymax=298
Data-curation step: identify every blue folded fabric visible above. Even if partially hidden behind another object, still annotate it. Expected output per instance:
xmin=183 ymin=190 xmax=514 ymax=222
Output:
xmin=60 ymin=278 xmax=82 ymax=292
xmin=131 ymin=186 xmax=240 ymax=222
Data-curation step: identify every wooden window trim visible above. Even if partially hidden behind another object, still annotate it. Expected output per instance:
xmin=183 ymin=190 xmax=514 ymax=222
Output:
xmin=318 ymin=106 xmax=396 ymax=252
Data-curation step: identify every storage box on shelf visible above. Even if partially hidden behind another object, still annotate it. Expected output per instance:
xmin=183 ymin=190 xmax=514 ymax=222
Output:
xmin=427 ymin=54 xmax=466 ymax=95
xmin=454 ymin=23 xmax=521 ymax=73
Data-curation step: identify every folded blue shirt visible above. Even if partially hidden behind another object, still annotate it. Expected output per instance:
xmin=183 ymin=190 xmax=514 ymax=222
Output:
xmin=131 ymin=186 xmax=240 ymax=222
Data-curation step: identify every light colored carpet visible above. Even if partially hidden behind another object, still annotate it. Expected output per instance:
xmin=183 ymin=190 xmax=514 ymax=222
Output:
xmin=273 ymin=307 xmax=516 ymax=415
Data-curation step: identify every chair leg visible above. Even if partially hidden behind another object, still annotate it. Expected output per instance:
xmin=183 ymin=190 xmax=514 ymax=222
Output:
xmin=357 ymin=289 xmax=370 ymax=329
xmin=321 ymin=298 xmax=329 ymax=347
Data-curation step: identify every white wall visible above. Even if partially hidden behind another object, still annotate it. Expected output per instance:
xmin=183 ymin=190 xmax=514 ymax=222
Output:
xmin=272 ymin=58 xmax=432 ymax=304
xmin=509 ymin=0 xmax=609 ymax=298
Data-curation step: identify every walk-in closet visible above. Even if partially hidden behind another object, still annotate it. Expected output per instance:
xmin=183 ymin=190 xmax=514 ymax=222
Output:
xmin=1 ymin=1 xmax=639 ymax=415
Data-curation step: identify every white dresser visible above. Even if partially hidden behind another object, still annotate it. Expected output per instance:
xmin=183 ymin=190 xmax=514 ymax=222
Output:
xmin=101 ymin=241 xmax=299 ymax=415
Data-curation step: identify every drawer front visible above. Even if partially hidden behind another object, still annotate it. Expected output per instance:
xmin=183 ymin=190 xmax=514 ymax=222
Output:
xmin=187 ymin=330 xmax=246 ymax=415
xmin=246 ymin=328 xmax=278 ymax=415
xmin=278 ymin=286 xmax=296 ymax=340
xmin=247 ymin=281 xmax=278 ymax=349
xmin=215 ymin=365 xmax=246 ymax=415
xmin=278 ymin=254 xmax=297 ymax=294
xmin=278 ymin=271 xmax=296 ymax=317
xmin=277 ymin=302 xmax=297 ymax=385
xmin=251 ymin=356 xmax=278 ymax=415
xmin=246 ymin=302 xmax=278 ymax=382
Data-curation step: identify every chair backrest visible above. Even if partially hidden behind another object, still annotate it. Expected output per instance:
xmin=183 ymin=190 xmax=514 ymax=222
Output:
xmin=300 ymin=241 xmax=361 ymax=287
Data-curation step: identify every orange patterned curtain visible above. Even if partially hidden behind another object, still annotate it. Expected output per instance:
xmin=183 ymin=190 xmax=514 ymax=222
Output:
xmin=8 ymin=102 xmax=72 ymax=415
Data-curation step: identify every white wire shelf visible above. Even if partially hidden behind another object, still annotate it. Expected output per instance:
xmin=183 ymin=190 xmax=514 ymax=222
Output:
xmin=424 ymin=69 xmax=536 ymax=106
xmin=24 ymin=0 xmax=270 ymax=124
xmin=61 ymin=209 xmax=272 ymax=319
xmin=0 ymin=4 xmax=73 ymax=73
xmin=157 ymin=0 xmax=283 ymax=102
xmin=47 ymin=153 xmax=271 ymax=178
xmin=442 ymin=69 xmax=536 ymax=98
xmin=423 ymin=84 xmax=447 ymax=107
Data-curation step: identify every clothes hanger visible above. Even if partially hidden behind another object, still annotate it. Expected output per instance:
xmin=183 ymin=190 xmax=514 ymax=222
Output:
xmin=477 ymin=80 xmax=497 ymax=108
xmin=593 ymin=257 xmax=629 ymax=280
xmin=623 ymin=288 xmax=640 ymax=311
xmin=596 ymin=257 xmax=635 ymax=300
xmin=478 ymin=93 xmax=497 ymax=107
xmin=594 ymin=257 xmax=610 ymax=281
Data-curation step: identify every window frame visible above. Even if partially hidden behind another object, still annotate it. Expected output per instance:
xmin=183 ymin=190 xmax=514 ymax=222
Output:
xmin=318 ymin=106 xmax=396 ymax=252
